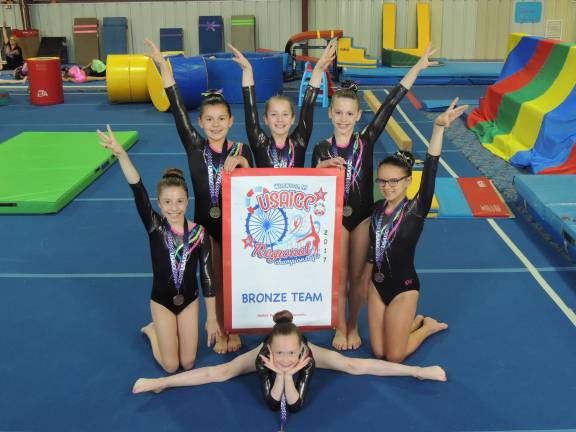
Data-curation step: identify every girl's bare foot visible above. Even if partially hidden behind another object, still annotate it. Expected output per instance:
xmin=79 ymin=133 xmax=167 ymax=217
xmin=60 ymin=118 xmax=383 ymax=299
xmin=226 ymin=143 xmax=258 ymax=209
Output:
xmin=132 ymin=377 xmax=167 ymax=394
xmin=213 ymin=334 xmax=228 ymax=354
xmin=422 ymin=317 xmax=448 ymax=335
xmin=227 ymin=333 xmax=242 ymax=352
xmin=411 ymin=315 xmax=424 ymax=332
xmin=414 ymin=365 xmax=447 ymax=382
xmin=346 ymin=327 xmax=362 ymax=350
xmin=332 ymin=329 xmax=348 ymax=350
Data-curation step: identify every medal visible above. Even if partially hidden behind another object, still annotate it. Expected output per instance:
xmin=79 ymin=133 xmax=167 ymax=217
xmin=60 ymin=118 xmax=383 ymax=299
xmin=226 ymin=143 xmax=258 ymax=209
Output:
xmin=172 ymin=294 xmax=185 ymax=306
xmin=374 ymin=272 xmax=385 ymax=283
xmin=209 ymin=206 xmax=221 ymax=219
xmin=331 ymin=134 xmax=363 ymax=218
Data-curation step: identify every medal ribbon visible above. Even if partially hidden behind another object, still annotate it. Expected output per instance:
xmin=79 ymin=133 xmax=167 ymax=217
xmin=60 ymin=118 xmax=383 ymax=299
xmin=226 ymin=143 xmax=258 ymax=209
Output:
xmin=330 ymin=134 xmax=363 ymax=204
xmin=204 ymin=141 xmax=242 ymax=207
xmin=279 ymin=393 xmax=287 ymax=431
xmin=374 ymin=199 xmax=407 ymax=273
xmin=164 ymin=220 xmax=191 ymax=292
xmin=270 ymin=138 xmax=295 ymax=168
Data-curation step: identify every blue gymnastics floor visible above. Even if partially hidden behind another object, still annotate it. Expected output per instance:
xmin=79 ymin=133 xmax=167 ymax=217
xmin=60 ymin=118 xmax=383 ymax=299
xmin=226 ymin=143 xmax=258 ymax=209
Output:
xmin=1 ymin=86 xmax=575 ymax=432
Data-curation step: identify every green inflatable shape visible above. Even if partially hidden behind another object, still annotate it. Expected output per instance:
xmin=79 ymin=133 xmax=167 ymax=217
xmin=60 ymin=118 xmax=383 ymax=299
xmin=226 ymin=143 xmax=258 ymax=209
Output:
xmin=0 ymin=131 xmax=138 ymax=214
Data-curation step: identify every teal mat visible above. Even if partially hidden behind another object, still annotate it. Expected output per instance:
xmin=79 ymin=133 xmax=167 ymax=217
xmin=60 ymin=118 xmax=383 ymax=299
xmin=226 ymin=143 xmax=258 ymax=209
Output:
xmin=0 ymin=131 xmax=138 ymax=214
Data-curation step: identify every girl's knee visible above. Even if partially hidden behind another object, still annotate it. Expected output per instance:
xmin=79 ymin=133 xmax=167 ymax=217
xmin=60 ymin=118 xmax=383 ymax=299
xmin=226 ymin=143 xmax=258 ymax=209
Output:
xmin=385 ymin=349 xmax=407 ymax=364
xmin=207 ymin=364 xmax=231 ymax=382
xmin=180 ymin=357 xmax=196 ymax=371
xmin=161 ymin=358 xmax=180 ymax=374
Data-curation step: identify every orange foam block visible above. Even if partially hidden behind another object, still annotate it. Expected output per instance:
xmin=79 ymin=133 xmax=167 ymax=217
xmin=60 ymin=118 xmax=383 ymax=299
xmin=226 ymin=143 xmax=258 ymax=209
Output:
xmin=458 ymin=177 xmax=510 ymax=218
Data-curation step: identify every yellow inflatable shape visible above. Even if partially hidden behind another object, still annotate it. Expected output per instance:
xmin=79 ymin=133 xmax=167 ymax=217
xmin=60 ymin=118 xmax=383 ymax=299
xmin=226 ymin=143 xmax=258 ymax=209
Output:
xmin=364 ymin=90 xmax=412 ymax=152
xmin=337 ymin=37 xmax=377 ymax=68
xmin=487 ymin=45 xmax=576 ymax=160
xmin=147 ymin=58 xmax=174 ymax=112
xmin=382 ymin=2 xmax=430 ymax=57
xmin=505 ymin=33 xmax=529 ymax=60
xmin=161 ymin=51 xmax=185 ymax=57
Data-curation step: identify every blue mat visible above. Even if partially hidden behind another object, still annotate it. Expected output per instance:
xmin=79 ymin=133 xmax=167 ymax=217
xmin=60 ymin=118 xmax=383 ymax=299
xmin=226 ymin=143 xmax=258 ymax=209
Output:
xmin=421 ymin=99 xmax=479 ymax=112
xmin=342 ymin=61 xmax=503 ymax=85
xmin=435 ymin=178 xmax=473 ymax=218
xmin=515 ymin=175 xmax=576 ymax=260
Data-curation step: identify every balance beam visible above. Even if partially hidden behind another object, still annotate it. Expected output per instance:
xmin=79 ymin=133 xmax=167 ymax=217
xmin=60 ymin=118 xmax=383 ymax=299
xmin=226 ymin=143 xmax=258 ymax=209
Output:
xmin=363 ymin=90 xmax=412 ymax=151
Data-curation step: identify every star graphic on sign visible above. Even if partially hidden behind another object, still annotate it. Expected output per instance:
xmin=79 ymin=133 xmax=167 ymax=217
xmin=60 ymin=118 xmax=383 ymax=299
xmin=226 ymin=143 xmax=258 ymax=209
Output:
xmin=315 ymin=187 xmax=327 ymax=202
xmin=205 ymin=21 xmax=220 ymax=31
xmin=242 ymin=236 xmax=254 ymax=248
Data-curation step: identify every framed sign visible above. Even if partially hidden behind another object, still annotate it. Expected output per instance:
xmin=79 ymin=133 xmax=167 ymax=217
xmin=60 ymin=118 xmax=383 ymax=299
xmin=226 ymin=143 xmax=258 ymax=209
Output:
xmin=515 ymin=1 xmax=542 ymax=24
xmin=223 ymin=168 xmax=343 ymax=332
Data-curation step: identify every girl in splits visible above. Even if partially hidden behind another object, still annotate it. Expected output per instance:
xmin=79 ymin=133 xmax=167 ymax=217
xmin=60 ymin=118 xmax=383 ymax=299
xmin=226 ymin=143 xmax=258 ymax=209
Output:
xmin=312 ymin=46 xmax=438 ymax=351
xmin=229 ymin=40 xmax=336 ymax=168
xmin=144 ymin=39 xmax=253 ymax=354
xmin=367 ymin=99 xmax=467 ymax=362
xmin=133 ymin=310 xmax=446 ymax=429
xmin=97 ymin=125 xmax=219 ymax=372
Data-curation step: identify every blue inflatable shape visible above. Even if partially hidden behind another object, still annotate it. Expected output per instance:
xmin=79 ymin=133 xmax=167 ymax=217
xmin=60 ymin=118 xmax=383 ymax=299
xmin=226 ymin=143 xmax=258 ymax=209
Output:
xmin=202 ymin=52 xmax=283 ymax=103
xmin=170 ymin=55 xmax=208 ymax=110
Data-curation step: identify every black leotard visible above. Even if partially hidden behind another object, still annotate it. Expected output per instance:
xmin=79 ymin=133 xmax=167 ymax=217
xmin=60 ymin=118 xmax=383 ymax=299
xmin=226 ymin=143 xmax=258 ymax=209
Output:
xmin=255 ymin=336 xmax=315 ymax=413
xmin=242 ymin=84 xmax=319 ymax=168
xmin=367 ymin=153 xmax=439 ymax=305
xmin=130 ymin=180 xmax=214 ymax=314
xmin=166 ymin=85 xmax=254 ymax=243
xmin=312 ymin=84 xmax=408 ymax=231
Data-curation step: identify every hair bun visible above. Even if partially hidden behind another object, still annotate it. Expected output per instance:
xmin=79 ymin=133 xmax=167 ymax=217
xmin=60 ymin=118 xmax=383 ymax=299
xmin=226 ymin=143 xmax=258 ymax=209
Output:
xmin=393 ymin=151 xmax=415 ymax=168
xmin=162 ymin=168 xmax=185 ymax=181
xmin=273 ymin=310 xmax=293 ymax=325
xmin=339 ymin=80 xmax=359 ymax=93
xmin=201 ymin=89 xmax=225 ymax=100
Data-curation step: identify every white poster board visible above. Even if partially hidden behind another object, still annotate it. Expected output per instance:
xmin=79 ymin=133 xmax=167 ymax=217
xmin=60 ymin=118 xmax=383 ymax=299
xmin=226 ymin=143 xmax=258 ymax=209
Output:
xmin=223 ymin=168 xmax=343 ymax=332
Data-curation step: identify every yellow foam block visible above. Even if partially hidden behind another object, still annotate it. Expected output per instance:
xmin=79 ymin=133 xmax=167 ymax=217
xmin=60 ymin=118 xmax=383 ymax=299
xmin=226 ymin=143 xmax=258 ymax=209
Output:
xmin=382 ymin=2 xmax=430 ymax=57
xmin=106 ymin=55 xmax=131 ymax=103
xmin=408 ymin=171 xmax=439 ymax=216
xmin=129 ymin=55 xmax=151 ymax=103
xmin=364 ymin=90 xmax=412 ymax=151
xmin=337 ymin=37 xmax=377 ymax=67
xmin=147 ymin=58 xmax=174 ymax=112
xmin=488 ymin=44 xmax=576 ymax=159
xmin=107 ymin=54 xmax=151 ymax=103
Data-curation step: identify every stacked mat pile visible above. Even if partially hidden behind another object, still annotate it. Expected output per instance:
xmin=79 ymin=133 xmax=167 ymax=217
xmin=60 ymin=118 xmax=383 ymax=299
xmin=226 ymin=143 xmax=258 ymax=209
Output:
xmin=515 ymin=175 xmax=576 ymax=260
xmin=468 ymin=34 xmax=576 ymax=174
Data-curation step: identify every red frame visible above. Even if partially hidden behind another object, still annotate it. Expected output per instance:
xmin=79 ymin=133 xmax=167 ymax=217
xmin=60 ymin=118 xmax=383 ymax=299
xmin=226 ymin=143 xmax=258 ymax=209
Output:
xmin=222 ymin=168 xmax=344 ymax=333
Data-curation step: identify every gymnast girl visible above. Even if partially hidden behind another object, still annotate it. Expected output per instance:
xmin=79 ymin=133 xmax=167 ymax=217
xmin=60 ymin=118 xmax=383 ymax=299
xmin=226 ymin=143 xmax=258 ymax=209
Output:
xmin=366 ymin=99 xmax=467 ymax=362
xmin=133 ymin=310 xmax=446 ymax=429
xmin=1 ymin=20 xmax=23 ymax=71
xmin=144 ymin=39 xmax=254 ymax=354
xmin=97 ymin=125 xmax=219 ymax=373
xmin=228 ymin=39 xmax=336 ymax=168
xmin=312 ymin=45 xmax=438 ymax=351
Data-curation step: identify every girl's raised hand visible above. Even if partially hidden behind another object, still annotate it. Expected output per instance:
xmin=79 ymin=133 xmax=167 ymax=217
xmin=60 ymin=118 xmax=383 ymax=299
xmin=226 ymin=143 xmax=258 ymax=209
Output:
xmin=97 ymin=124 xmax=125 ymax=157
xmin=144 ymin=38 xmax=164 ymax=64
xmin=228 ymin=44 xmax=252 ymax=71
xmin=435 ymin=97 xmax=468 ymax=128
